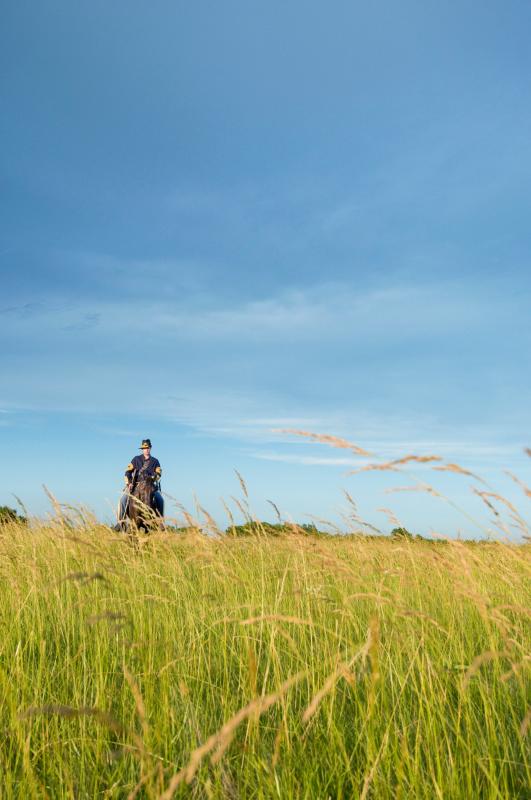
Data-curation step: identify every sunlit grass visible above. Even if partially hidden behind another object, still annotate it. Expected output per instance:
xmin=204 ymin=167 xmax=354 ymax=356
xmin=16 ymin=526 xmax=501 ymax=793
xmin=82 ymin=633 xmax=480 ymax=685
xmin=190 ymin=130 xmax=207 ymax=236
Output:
xmin=0 ymin=520 xmax=529 ymax=798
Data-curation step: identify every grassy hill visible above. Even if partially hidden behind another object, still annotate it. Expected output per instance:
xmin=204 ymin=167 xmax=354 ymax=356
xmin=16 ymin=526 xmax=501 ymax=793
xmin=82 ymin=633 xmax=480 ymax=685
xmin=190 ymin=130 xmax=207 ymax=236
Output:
xmin=0 ymin=519 xmax=529 ymax=798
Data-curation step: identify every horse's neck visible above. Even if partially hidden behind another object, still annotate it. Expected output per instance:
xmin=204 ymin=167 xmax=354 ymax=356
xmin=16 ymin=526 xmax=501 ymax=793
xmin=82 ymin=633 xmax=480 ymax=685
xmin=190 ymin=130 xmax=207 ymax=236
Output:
xmin=134 ymin=481 xmax=152 ymax=500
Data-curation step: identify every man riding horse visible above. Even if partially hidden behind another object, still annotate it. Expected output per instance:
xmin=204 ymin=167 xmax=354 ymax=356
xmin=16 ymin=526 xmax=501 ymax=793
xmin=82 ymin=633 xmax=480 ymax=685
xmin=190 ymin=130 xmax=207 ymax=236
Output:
xmin=115 ymin=438 xmax=164 ymax=530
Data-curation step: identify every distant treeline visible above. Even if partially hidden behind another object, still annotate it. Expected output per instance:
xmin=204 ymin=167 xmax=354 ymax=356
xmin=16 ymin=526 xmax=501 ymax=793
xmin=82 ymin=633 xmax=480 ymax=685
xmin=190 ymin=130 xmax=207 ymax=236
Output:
xmin=166 ymin=521 xmax=491 ymax=544
xmin=0 ymin=507 xmax=515 ymax=544
xmin=0 ymin=506 xmax=27 ymax=525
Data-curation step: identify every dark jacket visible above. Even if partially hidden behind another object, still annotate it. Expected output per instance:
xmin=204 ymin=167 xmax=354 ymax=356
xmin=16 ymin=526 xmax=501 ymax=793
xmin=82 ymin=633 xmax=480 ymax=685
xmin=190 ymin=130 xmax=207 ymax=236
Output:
xmin=125 ymin=455 xmax=162 ymax=486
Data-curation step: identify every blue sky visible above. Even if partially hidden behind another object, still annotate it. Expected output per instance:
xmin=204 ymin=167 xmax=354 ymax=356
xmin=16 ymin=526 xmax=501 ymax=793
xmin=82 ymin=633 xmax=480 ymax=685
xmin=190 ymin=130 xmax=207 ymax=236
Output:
xmin=1 ymin=1 xmax=530 ymax=536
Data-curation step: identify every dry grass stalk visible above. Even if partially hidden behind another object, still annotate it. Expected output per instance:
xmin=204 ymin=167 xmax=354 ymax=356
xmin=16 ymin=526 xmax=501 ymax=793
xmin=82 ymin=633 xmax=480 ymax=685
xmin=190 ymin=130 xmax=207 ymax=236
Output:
xmin=19 ymin=703 xmax=146 ymax=755
xmin=42 ymin=484 xmax=65 ymax=519
xmin=342 ymin=489 xmax=358 ymax=512
xmin=302 ymin=660 xmax=352 ymax=723
xmin=471 ymin=489 xmax=526 ymax=532
xmin=62 ymin=533 xmax=100 ymax=552
xmin=240 ymin=614 xmax=313 ymax=626
xmin=229 ymin=496 xmax=251 ymax=523
xmin=234 ymin=469 xmax=249 ymax=498
xmin=462 ymin=650 xmax=509 ymax=689
xmin=163 ymin=493 xmax=202 ymax=532
xmin=520 ymin=708 xmax=531 ymax=738
xmin=524 ymin=448 xmax=531 ymax=458
xmin=247 ymin=645 xmax=258 ymax=701
xmin=500 ymin=657 xmax=530 ymax=683
xmin=304 ymin=514 xmax=342 ymax=534
xmin=180 ymin=507 xmax=201 ymax=531
xmin=123 ymin=665 xmax=149 ymax=743
xmin=472 ymin=489 xmax=499 ymax=516
xmin=350 ymin=454 xmax=442 ymax=474
xmin=433 ymin=463 xmax=487 ymax=484
xmin=397 ymin=609 xmax=449 ymax=637
xmin=63 ymin=571 xmax=107 ymax=584
xmin=350 ymin=514 xmax=383 ymax=535
xmin=385 ymin=484 xmax=441 ymax=497
xmin=12 ymin=493 xmax=29 ymax=519
xmin=267 ymin=499 xmax=282 ymax=523
xmin=220 ymin=498 xmax=237 ymax=534
xmin=345 ymin=593 xmax=392 ymax=605
xmin=479 ymin=490 xmax=520 ymax=516
xmin=359 ymin=728 xmax=391 ymax=800
xmin=275 ymin=428 xmax=371 ymax=456
xmin=160 ymin=671 xmax=305 ymax=798
xmin=349 ymin=461 xmax=401 ymax=474
xmin=507 ymin=512 xmax=530 ymax=538
xmin=271 ymin=624 xmax=299 ymax=656
xmin=196 ymin=502 xmax=219 ymax=535
xmin=504 ymin=471 xmax=531 ymax=500
xmin=127 ymin=765 xmax=163 ymax=800
xmin=495 ymin=604 xmax=531 ymax=618
xmin=302 ymin=619 xmax=379 ymax=724
xmin=284 ymin=520 xmax=306 ymax=536
xmin=377 ymin=507 xmax=402 ymax=527
xmin=271 ymin=723 xmax=283 ymax=769
xmin=392 ymin=454 xmax=442 ymax=465
xmin=86 ymin=611 xmax=128 ymax=625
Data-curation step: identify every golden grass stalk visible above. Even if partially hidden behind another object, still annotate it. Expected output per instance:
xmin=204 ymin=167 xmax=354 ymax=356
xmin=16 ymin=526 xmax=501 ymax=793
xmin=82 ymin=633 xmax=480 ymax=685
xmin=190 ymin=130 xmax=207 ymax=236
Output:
xmin=42 ymin=484 xmax=65 ymax=520
xmin=433 ymin=463 xmax=487 ymax=484
xmin=504 ymin=470 xmax=531 ymax=500
xmin=160 ymin=671 xmax=306 ymax=798
xmin=302 ymin=618 xmax=379 ymax=724
xmin=397 ymin=609 xmax=449 ymax=637
xmin=239 ymin=614 xmax=313 ymax=626
xmin=266 ymin=498 xmax=282 ymax=522
xmin=345 ymin=593 xmax=392 ymax=604
xmin=123 ymin=665 xmax=149 ymax=743
xmin=377 ymin=507 xmax=402 ymax=527
xmin=471 ymin=489 xmax=529 ymax=538
xmin=385 ymin=484 xmax=441 ymax=497
xmin=520 ymin=708 xmax=531 ymax=738
xmin=350 ymin=454 xmax=443 ymax=474
xmin=234 ymin=469 xmax=249 ymax=498
xmin=19 ymin=703 xmax=145 ymax=755
xmin=302 ymin=660 xmax=355 ymax=724
xmin=274 ymin=428 xmax=371 ymax=456
xmin=342 ymin=489 xmax=358 ymax=511
xmin=462 ymin=650 xmax=510 ymax=689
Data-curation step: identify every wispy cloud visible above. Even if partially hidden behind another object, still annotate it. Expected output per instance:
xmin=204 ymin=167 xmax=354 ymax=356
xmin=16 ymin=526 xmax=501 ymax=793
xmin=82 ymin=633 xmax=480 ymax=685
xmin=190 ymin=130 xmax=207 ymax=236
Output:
xmin=0 ymin=302 xmax=47 ymax=317
xmin=252 ymin=451 xmax=365 ymax=466
xmin=62 ymin=312 xmax=101 ymax=332
xmin=5 ymin=277 xmax=527 ymax=347
xmin=251 ymin=437 xmax=527 ymax=471
xmin=1 ymin=272 xmax=529 ymax=484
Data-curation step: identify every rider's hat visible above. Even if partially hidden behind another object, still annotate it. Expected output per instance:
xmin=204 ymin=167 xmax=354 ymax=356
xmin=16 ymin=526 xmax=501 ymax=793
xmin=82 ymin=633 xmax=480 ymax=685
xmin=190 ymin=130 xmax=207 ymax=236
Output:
xmin=140 ymin=438 xmax=152 ymax=449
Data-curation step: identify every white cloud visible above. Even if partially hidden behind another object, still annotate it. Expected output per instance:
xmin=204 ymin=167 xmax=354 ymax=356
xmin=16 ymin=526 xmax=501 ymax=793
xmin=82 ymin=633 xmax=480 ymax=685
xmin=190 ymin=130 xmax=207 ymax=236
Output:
xmin=252 ymin=451 xmax=366 ymax=466
xmin=5 ymin=277 xmax=526 ymax=348
xmin=2 ymin=271 xmax=529 ymax=484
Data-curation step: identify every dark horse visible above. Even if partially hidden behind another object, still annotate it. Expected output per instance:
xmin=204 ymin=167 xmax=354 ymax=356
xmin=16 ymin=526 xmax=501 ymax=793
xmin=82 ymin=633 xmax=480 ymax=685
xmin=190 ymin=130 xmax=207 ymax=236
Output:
xmin=125 ymin=478 xmax=162 ymax=533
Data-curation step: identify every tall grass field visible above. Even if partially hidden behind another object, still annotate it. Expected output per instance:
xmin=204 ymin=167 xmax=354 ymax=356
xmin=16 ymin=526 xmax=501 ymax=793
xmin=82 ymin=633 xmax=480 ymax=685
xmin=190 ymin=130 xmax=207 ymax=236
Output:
xmin=0 ymin=516 xmax=529 ymax=798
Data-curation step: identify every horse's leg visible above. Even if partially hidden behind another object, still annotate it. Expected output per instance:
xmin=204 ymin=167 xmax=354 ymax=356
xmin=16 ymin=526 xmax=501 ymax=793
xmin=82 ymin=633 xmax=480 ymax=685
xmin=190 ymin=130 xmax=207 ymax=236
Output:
xmin=126 ymin=493 xmax=142 ymax=543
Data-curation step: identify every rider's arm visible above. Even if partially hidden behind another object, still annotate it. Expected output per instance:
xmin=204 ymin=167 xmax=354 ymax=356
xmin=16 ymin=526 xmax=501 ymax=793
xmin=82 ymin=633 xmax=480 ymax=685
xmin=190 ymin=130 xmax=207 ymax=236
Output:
xmin=150 ymin=460 xmax=162 ymax=486
xmin=125 ymin=461 xmax=135 ymax=486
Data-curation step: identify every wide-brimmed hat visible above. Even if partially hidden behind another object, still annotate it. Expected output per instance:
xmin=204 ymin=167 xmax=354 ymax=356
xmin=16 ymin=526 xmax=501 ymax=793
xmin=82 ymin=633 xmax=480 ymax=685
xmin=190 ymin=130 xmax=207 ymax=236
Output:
xmin=139 ymin=439 xmax=152 ymax=449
